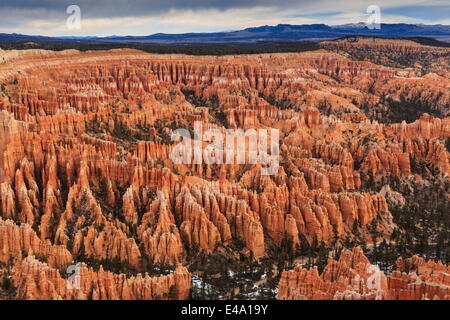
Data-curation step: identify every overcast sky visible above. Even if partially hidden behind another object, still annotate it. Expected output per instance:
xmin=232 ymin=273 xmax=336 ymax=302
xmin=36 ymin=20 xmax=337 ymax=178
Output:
xmin=0 ymin=0 xmax=449 ymax=36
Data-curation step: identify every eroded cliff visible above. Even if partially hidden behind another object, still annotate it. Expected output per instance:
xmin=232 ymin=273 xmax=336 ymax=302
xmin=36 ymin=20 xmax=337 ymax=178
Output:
xmin=0 ymin=40 xmax=448 ymax=299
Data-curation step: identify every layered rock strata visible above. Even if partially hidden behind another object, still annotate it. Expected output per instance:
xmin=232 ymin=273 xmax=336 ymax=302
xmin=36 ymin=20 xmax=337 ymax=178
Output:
xmin=277 ymin=247 xmax=450 ymax=300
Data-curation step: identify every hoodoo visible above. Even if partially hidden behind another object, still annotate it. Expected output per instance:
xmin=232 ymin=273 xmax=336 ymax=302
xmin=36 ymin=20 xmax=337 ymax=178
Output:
xmin=0 ymin=37 xmax=448 ymax=300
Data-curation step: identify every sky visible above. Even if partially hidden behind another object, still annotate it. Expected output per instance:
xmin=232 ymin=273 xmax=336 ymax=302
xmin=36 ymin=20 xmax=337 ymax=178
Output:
xmin=0 ymin=0 xmax=449 ymax=37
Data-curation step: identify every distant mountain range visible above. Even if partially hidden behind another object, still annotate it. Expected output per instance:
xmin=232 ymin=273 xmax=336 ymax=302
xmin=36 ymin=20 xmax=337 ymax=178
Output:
xmin=1 ymin=23 xmax=450 ymax=43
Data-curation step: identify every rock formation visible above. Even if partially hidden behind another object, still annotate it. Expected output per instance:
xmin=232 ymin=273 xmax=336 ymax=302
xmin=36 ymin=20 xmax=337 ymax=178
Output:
xmin=12 ymin=255 xmax=191 ymax=300
xmin=277 ymin=247 xmax=450 ymax=300
xmin=0 ymin=39 xmax=448 ymax=299
xmin=0 ymin=218 xmax=72 ymax=269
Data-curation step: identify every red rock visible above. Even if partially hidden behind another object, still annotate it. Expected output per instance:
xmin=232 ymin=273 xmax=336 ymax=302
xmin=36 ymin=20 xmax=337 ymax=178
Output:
xmin=278 ymin=247 xmax=449 ymax=300
xmin=0 ymin=218 xmax=72 ymax=269
xmin=0 ymin=44 xmax=448 ymax=300
xmin=12 ymin=255 xmax=191 ymax=300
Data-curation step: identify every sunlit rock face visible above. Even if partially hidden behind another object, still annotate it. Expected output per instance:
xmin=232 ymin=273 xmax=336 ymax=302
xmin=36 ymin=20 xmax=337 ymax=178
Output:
xmin=0 ymin=39 xmax=448 ymax=300
xmin=12 ymin=255 xmax=191 ymax=300
xmin=277 ymin=247 xmax=450 ymax=300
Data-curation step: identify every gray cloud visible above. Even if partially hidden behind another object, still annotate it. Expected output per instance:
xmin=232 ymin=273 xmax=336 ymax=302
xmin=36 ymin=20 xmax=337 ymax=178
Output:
xmin=0 ymin=0 xmax=448 ymax=36
xmin=1 ymin=0 xmax=315 ymax=18
xmin=2 ymin=0 xmax=448 ymax=20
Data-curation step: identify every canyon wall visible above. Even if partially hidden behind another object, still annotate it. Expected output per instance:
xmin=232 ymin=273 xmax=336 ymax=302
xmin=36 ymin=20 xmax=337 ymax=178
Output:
xmin=0 ymin=40 xmax=448 ymax=299
xmin=278 ymin=247 xmax=450 ymax=300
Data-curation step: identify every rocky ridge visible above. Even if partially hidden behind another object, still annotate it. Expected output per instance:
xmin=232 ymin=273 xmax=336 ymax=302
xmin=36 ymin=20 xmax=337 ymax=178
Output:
xmin=0 ymin=40 xmax=448 ymax=299
xmin=277 ymin=247 xmax=450 ymax=300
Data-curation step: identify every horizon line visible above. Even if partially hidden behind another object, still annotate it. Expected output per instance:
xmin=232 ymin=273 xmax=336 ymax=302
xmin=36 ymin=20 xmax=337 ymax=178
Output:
xmin=2 ymin=21 xmax=450 ymax=39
